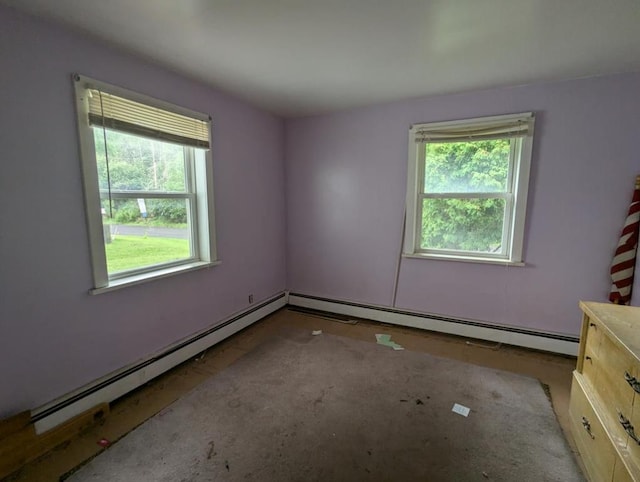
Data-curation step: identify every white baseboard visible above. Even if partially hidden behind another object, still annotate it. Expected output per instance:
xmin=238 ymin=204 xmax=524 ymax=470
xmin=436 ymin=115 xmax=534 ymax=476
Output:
xmin=288 ymin=293 xmax=578 ymax=357
xmin=31 ymin=290 xmax=577 ymax=434
xmin=32 ymin=293 xmax=287 ymax=434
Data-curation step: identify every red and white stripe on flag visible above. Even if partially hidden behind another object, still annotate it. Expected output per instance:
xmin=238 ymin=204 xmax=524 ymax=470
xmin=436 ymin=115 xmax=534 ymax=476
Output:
xmin=610 ymin=176 xmax=640 ymax=305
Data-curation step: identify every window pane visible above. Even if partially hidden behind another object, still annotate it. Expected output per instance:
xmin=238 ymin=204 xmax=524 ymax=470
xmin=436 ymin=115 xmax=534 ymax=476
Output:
xmin=93 ymin=128 xmax=187 ymax=192
xmin=421 ymin=198 xmax=506 ymax=253
xmin=424 ymin=139 xmax=510 ymax=193
xmin=101 ymin=198 xmax=192 ymax=274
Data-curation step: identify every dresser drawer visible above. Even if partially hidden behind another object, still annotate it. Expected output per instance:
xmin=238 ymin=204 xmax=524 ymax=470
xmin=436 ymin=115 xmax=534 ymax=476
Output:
xmin=580 ymin=316 xmax=602 ymax=385
xmin=594 ymin=333 xmax=636 ymax=418
xmin=613 ymin=458 xmax=636 ymax=482
xmin=570 ymin=373 xmax=616 ymax=482
xmin=623 ymin=407 xmax=640 ymax=477
xmin=584 ymin=316 xmax=603 ymax=357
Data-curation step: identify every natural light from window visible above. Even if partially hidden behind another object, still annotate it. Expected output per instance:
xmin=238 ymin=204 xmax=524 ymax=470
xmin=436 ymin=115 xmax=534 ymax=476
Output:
xmin=421 ymin=139 xmax=510 ymax=254
xmin=75 ymin=74 xmax=217 ymax=293
xmin=93 ymin=129 xmax=197 ymax=276
xmin=404 ymin=113 xmax=534 ymax=265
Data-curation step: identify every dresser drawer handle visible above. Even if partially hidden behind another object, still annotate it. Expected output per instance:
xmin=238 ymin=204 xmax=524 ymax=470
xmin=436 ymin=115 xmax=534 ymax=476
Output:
xmin=624 ymin=372 xmax=640 ymax=394
xmin=619 ymin=413 xmax=640 ymax=445
xmin=582 ymin=417 xmax=595 ymax=439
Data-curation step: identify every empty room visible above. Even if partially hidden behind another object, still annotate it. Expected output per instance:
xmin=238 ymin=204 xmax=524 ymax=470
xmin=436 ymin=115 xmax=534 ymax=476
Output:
xmin=1 ymin=1 xmax=640 ymax=480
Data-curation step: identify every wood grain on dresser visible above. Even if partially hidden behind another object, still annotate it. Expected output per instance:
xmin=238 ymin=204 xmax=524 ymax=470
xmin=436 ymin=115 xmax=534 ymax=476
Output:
xmin=570 ymin=301 xmax=640 ymax=482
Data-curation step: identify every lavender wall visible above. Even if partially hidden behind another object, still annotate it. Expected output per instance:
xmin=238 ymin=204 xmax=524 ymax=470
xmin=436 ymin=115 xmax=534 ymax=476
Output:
xmin=0 ymin=8 xmax=286 ymax=418
xmin=1 ymin=5 xmax=639 ymax=422
xmin=285 ymin=72 xmax=640 ymax=336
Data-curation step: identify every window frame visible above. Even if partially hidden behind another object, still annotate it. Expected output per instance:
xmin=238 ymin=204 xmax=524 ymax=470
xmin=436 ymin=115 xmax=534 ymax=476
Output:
xmin=74 ymin=75 xmax=218 ymax=293
xmin=403 ymin=112 xmax=534 ymax=265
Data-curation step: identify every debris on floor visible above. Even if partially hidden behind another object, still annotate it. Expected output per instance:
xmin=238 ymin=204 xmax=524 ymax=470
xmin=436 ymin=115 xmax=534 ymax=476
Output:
xmin=337 ymin=318 xmax=359 ymax=325
xmin=451 ymin=403 xmax=471 ymax=417
xmin=207 ymin=441 xmax=216 ymax=459
xmin=195 ymin=349 xmax=208 ymax=362
xmin=375 ymin=334 xmax=404 ymax=350
xmin=311 ymin=330 xmax=323 ymax=336
xmin=465 ymin=340 xmax=502 ymax=351
xmin=482 ymin=471 xmax=489 ymax=478
xmin=97 ymin=438 xmax=111 ymax=447
xmin=416 ymin=399 xmax=424 ymax=405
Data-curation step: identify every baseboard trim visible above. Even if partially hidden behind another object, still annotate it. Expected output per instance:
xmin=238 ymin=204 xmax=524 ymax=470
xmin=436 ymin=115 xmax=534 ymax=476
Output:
xmin=288 ymin=293 xmax=579 ymax=356
xmin=30 ymin=290 xmax=578 ymax=433
xmin=32 ymin=292 xmax=287 ymax=434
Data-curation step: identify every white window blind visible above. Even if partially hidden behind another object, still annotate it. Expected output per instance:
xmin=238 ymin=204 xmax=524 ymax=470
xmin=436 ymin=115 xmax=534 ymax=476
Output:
xmin=413 ymin=116 xmax=532 ymax=143
xmin=74 ymin=74 xmax=218 ymax=292
xmin=87 ymin=89 xmax=210 ymax=149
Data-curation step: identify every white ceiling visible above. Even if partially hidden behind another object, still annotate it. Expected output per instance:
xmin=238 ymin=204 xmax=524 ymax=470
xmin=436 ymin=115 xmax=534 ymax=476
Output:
xmin=4 ymin=0 xmax=640 ymax=117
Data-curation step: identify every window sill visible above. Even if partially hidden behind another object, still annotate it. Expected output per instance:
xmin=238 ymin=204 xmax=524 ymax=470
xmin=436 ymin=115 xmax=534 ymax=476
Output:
xmin=402 ymin=253 xmax=525 ymax=267
xmin=90 ymin=260 xmax=221 ymax=295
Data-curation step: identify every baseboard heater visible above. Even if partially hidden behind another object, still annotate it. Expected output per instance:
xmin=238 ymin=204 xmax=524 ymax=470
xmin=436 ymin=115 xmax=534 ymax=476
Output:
xmin=31 ymin=290 xmax=578 ymax=434
xmin=288 ymin=293 xmax=579 ymax=357
xmin=31 ymin=292 xmax=287 ymax=434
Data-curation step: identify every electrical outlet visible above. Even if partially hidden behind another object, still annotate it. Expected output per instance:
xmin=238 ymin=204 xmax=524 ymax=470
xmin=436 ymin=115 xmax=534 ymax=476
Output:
xmin=248 ymin=294 xmax=254 ymax=304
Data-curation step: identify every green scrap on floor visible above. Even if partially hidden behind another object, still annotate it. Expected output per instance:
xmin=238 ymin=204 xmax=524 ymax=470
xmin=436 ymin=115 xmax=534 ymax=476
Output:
xmin=375 ymin=334 xmax=404 ymax=350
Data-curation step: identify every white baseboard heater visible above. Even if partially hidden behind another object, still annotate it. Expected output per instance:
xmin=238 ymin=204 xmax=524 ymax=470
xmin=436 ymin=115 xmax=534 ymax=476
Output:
xmin=30 ymin=290 xmax=578 ymax=434
xmin=31 ymin=292 xmax=287 ymax=434
xmin=288 ymin=293 xmax=579 ymax=357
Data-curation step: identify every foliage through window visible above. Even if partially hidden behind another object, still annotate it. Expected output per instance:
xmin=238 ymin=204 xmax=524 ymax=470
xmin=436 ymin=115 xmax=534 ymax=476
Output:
xmin=94 ymin=130 xmax=196 ymax=274
xmin=404 ymin=113 xmax=534 ymax=264
xmin=75 ymin=75 xmax=217 ymax=292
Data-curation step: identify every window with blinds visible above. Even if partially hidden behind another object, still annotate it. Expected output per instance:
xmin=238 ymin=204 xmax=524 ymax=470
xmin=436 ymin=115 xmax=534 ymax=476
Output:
xmin=86 ymin=89 xmax=210 ymax=149
xmin=403 ymin=112 xmax=535 ymax=264
xmin=74 ymin=74 xmax=217 ymax=293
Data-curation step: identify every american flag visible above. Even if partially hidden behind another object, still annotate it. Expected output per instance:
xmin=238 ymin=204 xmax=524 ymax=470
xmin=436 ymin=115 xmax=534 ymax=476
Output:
xmin=609 ymin=176 xmax=640 ymax=305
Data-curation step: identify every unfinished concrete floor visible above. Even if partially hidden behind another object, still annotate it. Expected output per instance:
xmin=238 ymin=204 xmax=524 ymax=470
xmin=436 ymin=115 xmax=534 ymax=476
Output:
xmin=9 ymin=307 xmax=581 ymax=481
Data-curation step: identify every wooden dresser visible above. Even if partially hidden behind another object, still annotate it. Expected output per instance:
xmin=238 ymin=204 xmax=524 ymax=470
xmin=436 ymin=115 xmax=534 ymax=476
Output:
xmin=570 ymin=301 xmax=640 ymax=481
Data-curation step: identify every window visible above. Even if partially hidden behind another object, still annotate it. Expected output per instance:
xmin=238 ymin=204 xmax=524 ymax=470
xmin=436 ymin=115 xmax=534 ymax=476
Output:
xmin=74 ymin=75 xmax=217 ymax=293
xmin=404 ymin=113 xmax=534 ymax=265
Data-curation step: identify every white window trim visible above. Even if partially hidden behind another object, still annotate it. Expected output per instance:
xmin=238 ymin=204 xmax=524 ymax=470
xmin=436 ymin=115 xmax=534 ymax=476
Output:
xmin=403 ymin=112 xmax=534 ymax=265
xmin=74 ymin=74 xmax=218 ymax=293
xmin=89 ymin=260 xmax=221 ymax=295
